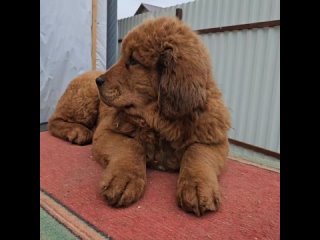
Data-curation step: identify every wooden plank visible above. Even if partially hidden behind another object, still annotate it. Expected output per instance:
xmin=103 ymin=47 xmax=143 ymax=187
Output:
xmin=196 ymin=20 xmax=280 ymax=35
xmin=118 ymin=20 xmax=280 ymax=43
xmin=91 ymin=0 xmax=97 ymax=70
xmin=228 ymin=156 xmax=280 ymax=173
xmin=228 ymin=138 xmax=280 ymax=159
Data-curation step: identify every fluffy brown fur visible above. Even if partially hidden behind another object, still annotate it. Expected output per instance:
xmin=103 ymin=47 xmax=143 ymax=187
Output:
xmin=48 ymin=17 xmax=230 ymax=216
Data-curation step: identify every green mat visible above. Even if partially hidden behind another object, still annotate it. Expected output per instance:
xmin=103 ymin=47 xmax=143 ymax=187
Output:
xmin=40 ymin=207 xmax=78 ymax=240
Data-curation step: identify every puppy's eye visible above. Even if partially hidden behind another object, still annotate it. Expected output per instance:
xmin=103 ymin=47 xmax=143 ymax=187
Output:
xmin=128 ymin=56 xmax=139 ymax=66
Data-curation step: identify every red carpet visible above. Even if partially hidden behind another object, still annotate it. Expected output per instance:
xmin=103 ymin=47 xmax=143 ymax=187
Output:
xmin=40 ymin=132 xmax=280 ymax=240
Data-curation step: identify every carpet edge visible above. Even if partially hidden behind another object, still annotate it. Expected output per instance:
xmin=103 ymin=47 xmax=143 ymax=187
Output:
xmin=40 ymin=189 xmax=111 ymax=240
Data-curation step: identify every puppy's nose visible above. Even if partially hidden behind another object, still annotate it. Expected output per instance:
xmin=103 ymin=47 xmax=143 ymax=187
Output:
xmin=96 ymin=77 xmax=105 ymax=86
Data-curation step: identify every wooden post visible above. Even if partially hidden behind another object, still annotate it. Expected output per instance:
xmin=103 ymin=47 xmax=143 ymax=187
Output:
xmin=175 ymin=8 xmax=182 ymax=20
xmin=91 ymin=0 xmax=97 ymax=70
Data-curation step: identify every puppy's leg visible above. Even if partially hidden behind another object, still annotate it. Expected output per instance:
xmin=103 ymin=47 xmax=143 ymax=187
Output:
xmin=48 ymin=71 xmax=103 ymax=145
xmin=92 ymin=127 xmax=146 ymax=207
xmin=48 ymin=119 xmax=93 ymax=145
xmin=177 ymin=142 xmax=228 ymax=216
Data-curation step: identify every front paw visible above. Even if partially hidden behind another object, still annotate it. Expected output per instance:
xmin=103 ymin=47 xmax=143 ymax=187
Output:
xmin=177 ymin=179 xmax=221 ymax=216
xmin=66 ymin=126 xmax=92 ymax=145
xmin=100 ymin=171 xmax=146 ymax=207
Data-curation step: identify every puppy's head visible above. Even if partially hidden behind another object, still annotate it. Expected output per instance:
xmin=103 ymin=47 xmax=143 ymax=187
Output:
xmin=96 ymin=17 xmax=211 ymax=119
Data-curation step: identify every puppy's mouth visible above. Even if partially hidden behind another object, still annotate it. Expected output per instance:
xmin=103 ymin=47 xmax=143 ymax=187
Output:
xmin=99 ymin=89 xmax=121 ymax=106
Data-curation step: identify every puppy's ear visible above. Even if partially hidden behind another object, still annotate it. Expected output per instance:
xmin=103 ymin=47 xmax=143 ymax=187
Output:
xmin=157 ymin=47 xmax=207 ymax=119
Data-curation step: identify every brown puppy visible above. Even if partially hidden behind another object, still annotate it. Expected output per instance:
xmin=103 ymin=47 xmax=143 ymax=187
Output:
xmin=48 ymin=17 xmax=230 ymax=216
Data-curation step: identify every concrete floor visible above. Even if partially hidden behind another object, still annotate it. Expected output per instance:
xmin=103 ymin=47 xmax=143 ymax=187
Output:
xmin=40 ymin=123 xmax=48 ymax=132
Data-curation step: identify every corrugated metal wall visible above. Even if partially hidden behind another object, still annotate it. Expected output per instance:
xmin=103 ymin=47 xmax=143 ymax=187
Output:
xmin=117 ymin=0 xmax=280 ymax=153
